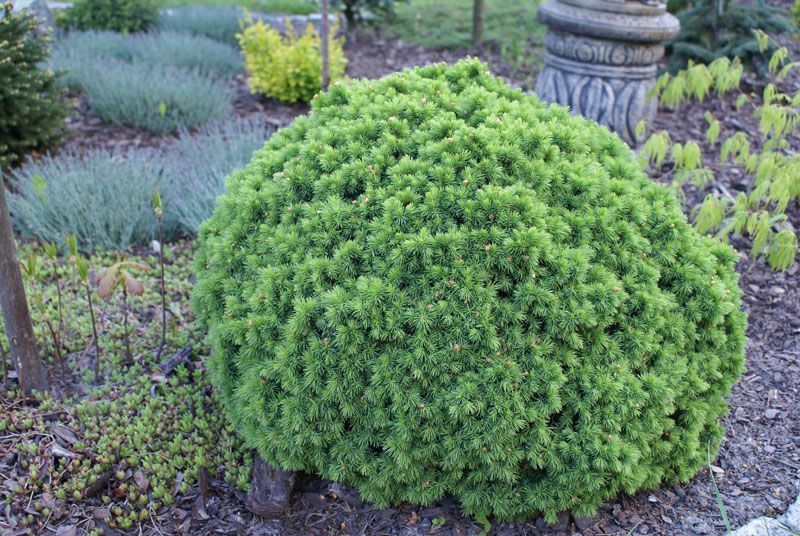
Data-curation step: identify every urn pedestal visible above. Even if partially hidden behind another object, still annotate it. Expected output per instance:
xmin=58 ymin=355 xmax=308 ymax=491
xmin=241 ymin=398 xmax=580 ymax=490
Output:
xmin=534 ymin=0 xmax=680 ymax=146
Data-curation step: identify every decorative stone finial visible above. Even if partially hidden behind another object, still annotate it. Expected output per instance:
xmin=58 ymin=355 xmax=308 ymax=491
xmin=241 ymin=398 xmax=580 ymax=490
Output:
xmin=534 ymin=0 xmax=679 ymax=146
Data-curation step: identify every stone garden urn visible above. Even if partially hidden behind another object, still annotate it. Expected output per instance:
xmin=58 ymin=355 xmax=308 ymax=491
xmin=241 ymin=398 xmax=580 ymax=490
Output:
xmin=534 ymin=0 xmax=680 ymax=146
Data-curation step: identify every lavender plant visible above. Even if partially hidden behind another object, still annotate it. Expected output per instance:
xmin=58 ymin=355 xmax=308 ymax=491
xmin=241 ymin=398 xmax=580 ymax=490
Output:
xmin=8 ymin=148 xmax=177 ymax=251
xmin=51 ymin=30 xmax=243 ymax=78
xmin=163 ymin=117 xmax=275 ymax=235
xmin=158 ymin=6 xmax=244 ymax=46
xmin=77 ymin=60 xmax=231 ymax=134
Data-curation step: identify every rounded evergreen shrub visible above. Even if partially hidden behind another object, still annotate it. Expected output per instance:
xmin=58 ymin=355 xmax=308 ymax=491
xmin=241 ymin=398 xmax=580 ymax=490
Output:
xmin=59 ymin=0 xmax=159 ymax=33
xmin=193 ymin=60 xmax=747 ymax=521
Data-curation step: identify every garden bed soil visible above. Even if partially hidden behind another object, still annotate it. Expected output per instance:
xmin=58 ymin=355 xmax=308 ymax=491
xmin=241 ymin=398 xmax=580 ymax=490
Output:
xmin=7 ymin=29 xmax=800 ymax=536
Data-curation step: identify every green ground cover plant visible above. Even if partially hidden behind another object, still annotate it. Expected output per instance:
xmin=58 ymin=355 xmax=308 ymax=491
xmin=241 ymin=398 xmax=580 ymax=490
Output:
xmin=60 ymin=0 xmax=160 ymax=33
xmin=0 ymin=1 xmax=68 ymax=168
xmin=193 ymin=60 xmax=747 ymax=521
xmin=162 ymin=0 xmax=319 ymax=15
xmin=160 ymin=0 xmax=316 ymax=15
xmin=0 ymin=243 xmax=251 ymax=534
xmin=384 ymin=0 xmax=544 ymax=50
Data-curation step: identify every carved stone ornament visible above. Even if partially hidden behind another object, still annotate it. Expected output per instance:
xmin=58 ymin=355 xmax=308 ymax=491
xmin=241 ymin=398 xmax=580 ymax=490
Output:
xmin=534 ymin=0 xmax=679 ymax=146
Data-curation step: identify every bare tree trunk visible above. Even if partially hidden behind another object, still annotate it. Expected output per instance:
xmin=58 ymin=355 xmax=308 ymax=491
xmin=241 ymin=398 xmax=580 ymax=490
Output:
xmin=472 ymin=0 xmax=484 ymax=49
xmin=0 ymin=180 xmax=49 ymax=394
xmin=321 ymin=0 xmax=330 ymax=91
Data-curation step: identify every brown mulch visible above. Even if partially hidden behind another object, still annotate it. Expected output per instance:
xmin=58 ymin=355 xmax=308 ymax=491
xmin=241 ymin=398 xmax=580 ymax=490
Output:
xmin=9 ymin=27 xmax=800 ymax=536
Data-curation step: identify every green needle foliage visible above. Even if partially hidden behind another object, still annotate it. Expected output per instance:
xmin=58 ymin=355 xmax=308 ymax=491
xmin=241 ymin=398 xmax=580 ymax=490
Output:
xmin=667 ymin=0 xmax=791 ymax=73
xmin=193 ymin=60 xmax=747 ymax=521
xmin=60 ymin=0 xmax=160 ymax=33
xmin=0 ymin=1 xmax=68 ymax=168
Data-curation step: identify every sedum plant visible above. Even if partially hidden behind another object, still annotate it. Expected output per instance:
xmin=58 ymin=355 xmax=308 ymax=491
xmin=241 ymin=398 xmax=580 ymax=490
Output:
xmin=0 ymin=1 xmax=68 ymax=168
xmin=239 ymin=16 xmax=346 ymax=104
xmin=193 ymin=60 xmax=747 ymax=521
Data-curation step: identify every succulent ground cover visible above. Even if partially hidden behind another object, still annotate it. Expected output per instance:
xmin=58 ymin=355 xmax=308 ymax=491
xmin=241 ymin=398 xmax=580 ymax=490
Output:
xmin=0 ymin=244 xmax=252 ymax=534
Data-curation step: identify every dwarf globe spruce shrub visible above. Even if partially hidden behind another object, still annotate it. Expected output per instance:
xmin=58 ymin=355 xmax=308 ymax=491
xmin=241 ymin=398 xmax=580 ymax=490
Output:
xmin=0 ymin=1 xmax=68 ymax=168
xmin=193 ymin=60 xmax=747 ymax=521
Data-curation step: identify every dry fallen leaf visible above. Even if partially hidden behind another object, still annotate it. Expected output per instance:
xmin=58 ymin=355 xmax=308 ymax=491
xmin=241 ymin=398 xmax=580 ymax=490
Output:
xmin=134 ymin=470 xmax=149 ymax=492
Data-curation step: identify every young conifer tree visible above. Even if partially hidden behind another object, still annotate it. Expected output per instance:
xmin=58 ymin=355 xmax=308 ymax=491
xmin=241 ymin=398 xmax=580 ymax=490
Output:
xmin=0 ymin=1 xmax=67 ymax=168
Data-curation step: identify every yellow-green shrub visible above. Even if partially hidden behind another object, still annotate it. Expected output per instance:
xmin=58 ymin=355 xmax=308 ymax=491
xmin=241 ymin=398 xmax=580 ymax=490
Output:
xmin=238 ymin=17 xmax=346 ymax=104
xmin=793 ymin=0 xmax=800 ymax=27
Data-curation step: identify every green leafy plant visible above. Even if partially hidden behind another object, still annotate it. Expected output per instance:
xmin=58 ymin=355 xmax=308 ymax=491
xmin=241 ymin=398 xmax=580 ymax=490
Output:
xmin=60 ymin=0 xmax=159 ymax=33
xmin=193 ymin=60 xmax=747 ymax=522
xmin=793 ymin=0 xmax=800 ymax=27
xmin=0 ymin=1 xmax=68 ymax=169
xmin=642 ymin=41 xmax=800 ymax=271
xmin=239 ymin=15 xmax=346 ymax=104
xmin=666 ymin=0 xmax=791 ymax=73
